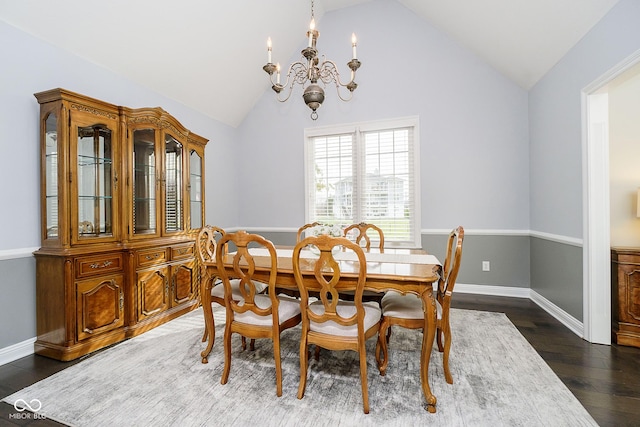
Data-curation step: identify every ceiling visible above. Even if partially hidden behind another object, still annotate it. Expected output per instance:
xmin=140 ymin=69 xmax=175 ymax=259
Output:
xmin=0 ymin=0 xmax=620 ymax=127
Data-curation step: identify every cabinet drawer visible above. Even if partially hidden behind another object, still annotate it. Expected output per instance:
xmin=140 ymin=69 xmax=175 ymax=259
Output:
xmin=76 ymin=253 xmax=124 ymax=279
xmin=171 ymin=244 xmax=195 ymax=260
xmin=137 ymin=248 xmax=168 ymax=267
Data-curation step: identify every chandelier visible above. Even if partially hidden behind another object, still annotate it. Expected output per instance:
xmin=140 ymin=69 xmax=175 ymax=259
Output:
xmin=262 ymin=0 xmax=361 ymax=120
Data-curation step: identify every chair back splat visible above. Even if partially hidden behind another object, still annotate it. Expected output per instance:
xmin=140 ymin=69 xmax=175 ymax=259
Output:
xmin=293 ymin=234 xmax=381 ymax=414
xmin=296 ymin=222 xmax=320 ymax=243
xmin=343 ymin=222 xmax=385 ymax=251
xmin=216 ymin=230 xmax=301 ymax=397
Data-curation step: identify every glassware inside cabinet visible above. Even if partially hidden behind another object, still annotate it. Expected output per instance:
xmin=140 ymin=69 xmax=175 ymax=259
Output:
xmin=76 ymin=124 xmax=114 ymax=238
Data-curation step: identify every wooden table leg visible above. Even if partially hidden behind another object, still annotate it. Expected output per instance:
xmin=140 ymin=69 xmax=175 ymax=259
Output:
xmin=420 ymin=288 xmax=437 ymax=412
xmin=200 ymin=276 xmax=215 ymax=364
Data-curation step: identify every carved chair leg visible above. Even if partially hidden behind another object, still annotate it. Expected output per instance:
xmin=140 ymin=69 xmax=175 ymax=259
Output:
xmin=376 ymin=317 xmax=390 ymax=376
xmin=442 ymin=319 xmax=453 ymax=384
xmin=273 ymin=336 xmax=283 ymax=397
xmin=358 ymin=345 xmax=370 ymax=414
xmin=436 ymin=326 xmax=444 ymax=352
xmin=298 ymin=335 xmax=309 ymax=399
xmin=221 ymin=328 xmax=232 ymax=385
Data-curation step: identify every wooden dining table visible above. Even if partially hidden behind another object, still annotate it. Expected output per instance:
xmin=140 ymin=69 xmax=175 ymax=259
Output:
xmin=201 ymin=246 xmax=442 ymax=413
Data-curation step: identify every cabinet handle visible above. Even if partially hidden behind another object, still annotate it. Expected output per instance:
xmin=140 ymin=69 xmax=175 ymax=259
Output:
xmin=90 ymin=260 xmax=113 ymax=269
xmin=114 ymin=171 xmax=119 ymax=190
xmin=145 ymin=253 xmax=160 ymax=260
xmin=119 ymin=291 xmax=124 ymax=312
xmin=164 ymin=277 xmax=169 ymax=298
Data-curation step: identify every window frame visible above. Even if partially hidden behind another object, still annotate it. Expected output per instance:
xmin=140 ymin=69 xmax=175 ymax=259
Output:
xmin=303 ymin=116 xmax=421 ymax=248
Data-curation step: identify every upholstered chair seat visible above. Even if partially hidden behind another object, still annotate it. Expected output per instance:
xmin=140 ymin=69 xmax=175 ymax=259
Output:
xmin=380 ymin=291 xmax=443 ymax=320
xmin=234 ymin=294 xmax=301 ymax=326
xmin=309 ymin=300 xmax=381 ymax=336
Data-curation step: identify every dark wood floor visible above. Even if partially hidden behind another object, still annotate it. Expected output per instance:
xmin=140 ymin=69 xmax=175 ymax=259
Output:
xmin=1 ymin=294 xmax=639 ymax=426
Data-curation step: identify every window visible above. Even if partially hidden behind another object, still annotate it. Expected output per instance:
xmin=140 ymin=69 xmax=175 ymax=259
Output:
xmin=304 ymin=117 xmax=421 ymax=248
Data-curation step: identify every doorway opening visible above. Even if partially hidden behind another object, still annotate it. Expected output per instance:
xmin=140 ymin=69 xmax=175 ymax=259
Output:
xmin=583 ymin=50 xmax=640 ymax=344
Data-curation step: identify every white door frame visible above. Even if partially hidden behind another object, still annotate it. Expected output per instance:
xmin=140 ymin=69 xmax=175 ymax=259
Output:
xmin=582 ymin=49 xmax=640 ymax=344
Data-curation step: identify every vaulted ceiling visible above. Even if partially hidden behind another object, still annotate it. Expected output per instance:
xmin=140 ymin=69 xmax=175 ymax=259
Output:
xmin=0 ymin=0 xmax=620 ymax=127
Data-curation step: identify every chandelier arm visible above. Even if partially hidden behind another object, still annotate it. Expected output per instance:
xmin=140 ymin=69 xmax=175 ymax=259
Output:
xmin=317 ymin=60 xmax=357 ymax=101
xmin=318 ymin=60 xmax=356 ymax=87
xmin=268 ymin=61 xmax=311 ymax=103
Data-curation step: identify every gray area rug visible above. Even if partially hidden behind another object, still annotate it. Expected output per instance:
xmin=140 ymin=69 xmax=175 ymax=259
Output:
xmin=3 ymin=307 xmax=597 ymax=426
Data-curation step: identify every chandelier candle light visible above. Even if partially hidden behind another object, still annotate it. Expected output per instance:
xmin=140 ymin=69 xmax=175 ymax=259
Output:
xmin=263 ymin=0 xmax=361 ymax=120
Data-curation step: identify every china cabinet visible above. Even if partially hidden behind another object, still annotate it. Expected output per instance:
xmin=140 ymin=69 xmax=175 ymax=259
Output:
xmin=611 ymin=247 xmax=640 ymax=348
xmin=34 ymin=89 xmax=207 ymax=360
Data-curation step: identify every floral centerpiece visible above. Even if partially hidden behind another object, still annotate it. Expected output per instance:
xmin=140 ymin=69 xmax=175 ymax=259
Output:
xmin=310 ymin=223 xmax=343 ymax=238
xmin=308 ymin=223 xmax=343 ymax=255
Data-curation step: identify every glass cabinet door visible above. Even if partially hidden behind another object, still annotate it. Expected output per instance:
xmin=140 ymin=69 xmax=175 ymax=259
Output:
xmin=132 ymin=129 xmax=158 ymax=236
xmin=44 ymin=113 xmax=59 ymax=240
xmin=189 ymin=150 xmax=203 ymax=230
xmin=164 ymin=134 xmax=183 ymax=233
xmin=72 ymin=116 xmax=118 ymax=243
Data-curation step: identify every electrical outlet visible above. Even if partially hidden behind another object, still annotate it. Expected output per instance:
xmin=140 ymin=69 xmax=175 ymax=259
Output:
xmin=482 ymin=261 xmax=490 ymax=272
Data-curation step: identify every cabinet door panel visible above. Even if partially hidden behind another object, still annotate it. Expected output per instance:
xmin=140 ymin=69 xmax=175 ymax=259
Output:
xmin=76 ymin=275 xmax=124 ymax=341
xmin=70 ymin=110 xmax=120 ymax=245
xmin=164 ymin=133 xmax=183 ymax=233
xmin=189 ymin=149 xmax=203 ymax=231
xmin=172 ymin=261 xmax=196 ymax=305
xmin=131 ymin=127 xmax=160 ymax=238
xmin=623 ymin=268 xmax=640 ymax=322
xmin=137 ymin=267 xmax=169 ymax=320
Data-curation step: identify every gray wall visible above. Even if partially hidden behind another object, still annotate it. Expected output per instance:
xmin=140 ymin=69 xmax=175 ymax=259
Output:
xmin=530 ymin=238 xmax=583 ymax=320
xmin=422 ymin=233 xmax=530 ymax=288
xmin=0 ymin=257 xmax=36 ymax=346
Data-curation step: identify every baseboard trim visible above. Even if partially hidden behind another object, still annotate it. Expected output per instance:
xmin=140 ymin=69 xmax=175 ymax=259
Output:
xmin=455 ymin=283 xmax=531 ymax=299
xmin=0 ymin=337 xmax=35 ymax=366
xmin=529 ymin=289 xmax=584 ymax=338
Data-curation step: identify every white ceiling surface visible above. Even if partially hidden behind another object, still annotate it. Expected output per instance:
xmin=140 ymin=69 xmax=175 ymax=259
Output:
xmin=0 ymin=0 xmax=620 ymax=127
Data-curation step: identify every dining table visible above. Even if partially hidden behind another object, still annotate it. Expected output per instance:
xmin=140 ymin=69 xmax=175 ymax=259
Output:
xmin=201 ymin=245 xmax=442 ymax=413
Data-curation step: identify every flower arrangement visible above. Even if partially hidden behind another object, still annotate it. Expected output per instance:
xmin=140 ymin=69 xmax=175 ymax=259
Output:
xmin=310 ymin=223 xmax=343 ymax=238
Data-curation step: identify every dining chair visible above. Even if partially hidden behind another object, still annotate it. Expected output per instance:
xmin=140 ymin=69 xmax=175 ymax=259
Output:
xmin=343 ymin=222 xmax=385 ymax=251
xmin=375 ymin=226 xmax=464 ymax=384
xmin=342 ymin=222 xmax=385 ymax=303
xmin=296 ymin=221 xmax=320 ymax=243
xmin=197 ymin=225 xmax=264 ymax=363
xmin=216 ymin=230 xmax=302 ymax=396
xmin=293 ymin=234 xmax=382 ymax=414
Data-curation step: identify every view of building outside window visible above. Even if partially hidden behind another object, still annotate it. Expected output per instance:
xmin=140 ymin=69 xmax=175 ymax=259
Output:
xmin=309 ymin=127 xmax=413 ymax=244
